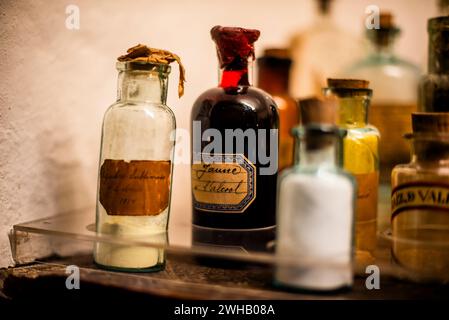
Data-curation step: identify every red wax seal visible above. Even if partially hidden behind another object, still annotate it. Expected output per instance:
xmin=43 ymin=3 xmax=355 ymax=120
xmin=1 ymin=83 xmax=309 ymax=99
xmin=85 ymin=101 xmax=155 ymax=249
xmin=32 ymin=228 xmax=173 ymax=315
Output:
xmin=211 ymin=26 xmax=260 ymax=68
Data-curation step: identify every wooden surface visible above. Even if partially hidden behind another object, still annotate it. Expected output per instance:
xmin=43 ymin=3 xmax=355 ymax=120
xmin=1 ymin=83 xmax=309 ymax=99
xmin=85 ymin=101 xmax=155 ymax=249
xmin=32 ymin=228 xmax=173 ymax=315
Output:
xmin=2 ymin=253 xmax=449 ymax=301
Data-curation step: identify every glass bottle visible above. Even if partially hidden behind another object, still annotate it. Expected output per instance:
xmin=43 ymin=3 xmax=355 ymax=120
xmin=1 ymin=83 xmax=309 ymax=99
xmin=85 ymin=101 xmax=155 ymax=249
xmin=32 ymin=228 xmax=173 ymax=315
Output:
xmin=419 ymin=16 xmax=449 ymax=113
xmin=257 ymin=48 xmax=299 ymax=171
xmin=344 ymin=12 xmax=421 ymax=183
xmin=323 ymin=79 xmax=379 ymax=266
xmin=276 ymin=106 xmax=355 ymax=291
xmin=94 ymin=46 xmax=182 ymax=272
xmin=191 ymin=26 xmax=279 ymax=233
xmin=391 ymin=113 xmax=449 ymax=280
xmin=289 ymin=0 xmax=366 ymax=98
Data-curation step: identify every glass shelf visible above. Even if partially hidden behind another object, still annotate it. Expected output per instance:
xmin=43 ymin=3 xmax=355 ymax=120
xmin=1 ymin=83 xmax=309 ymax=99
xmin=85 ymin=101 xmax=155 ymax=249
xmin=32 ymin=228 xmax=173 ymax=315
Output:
xmin=9 ymin=204 xmax=449 ymax=285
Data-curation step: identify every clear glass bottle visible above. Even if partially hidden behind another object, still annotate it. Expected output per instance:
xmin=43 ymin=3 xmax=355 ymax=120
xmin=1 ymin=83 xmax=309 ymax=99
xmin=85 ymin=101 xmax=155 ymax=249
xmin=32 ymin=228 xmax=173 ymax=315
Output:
xmin=391 ymin=113 xmax=449 ymax=280
xmin=257 ymin=48 xmax=299 ymax=171
xmin=289 ymin=0 xmax=366 ymax=98
xmin=344 ymin=12 xmax=421 ymax=183
xmin=276 ymin=119 xmax=355 ymax=291
xmin=191 ymin=26 xmax=279 ymax=234
xmin=94 ymin=58 xmax=176 ymax=272
xmin=323 ymin=79 xmax=379 ymax=266
xmin=419 ymin=16 xmax=449 ymax=113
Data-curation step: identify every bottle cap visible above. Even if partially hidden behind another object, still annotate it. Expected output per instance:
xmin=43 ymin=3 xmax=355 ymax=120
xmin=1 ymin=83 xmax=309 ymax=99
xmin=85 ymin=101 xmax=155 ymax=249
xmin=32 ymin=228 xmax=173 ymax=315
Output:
xmin=210 ymin=26 xmax=260 ymax=69
xmin=299 ymin=97 xmax=337 ymax=125
xmin=327 ymin=78 xmax=369 ymax=89
xmin=412 ymin=112 xmax=449 ymax=133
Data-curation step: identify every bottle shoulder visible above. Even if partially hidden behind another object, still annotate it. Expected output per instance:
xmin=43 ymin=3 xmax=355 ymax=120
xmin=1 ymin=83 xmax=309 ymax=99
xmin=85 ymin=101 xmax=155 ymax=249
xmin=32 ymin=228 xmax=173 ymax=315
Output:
xmin=104 ymin=101 xmax=175 ymax=122
xmin=191 ymin=86 xmax=279 ymax=121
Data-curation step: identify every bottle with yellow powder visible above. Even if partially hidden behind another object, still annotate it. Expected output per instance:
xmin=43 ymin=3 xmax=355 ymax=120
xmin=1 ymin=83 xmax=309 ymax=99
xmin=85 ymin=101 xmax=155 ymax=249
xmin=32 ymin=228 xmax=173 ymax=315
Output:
xmin=323 ymin=79 xmax=379 ymax=266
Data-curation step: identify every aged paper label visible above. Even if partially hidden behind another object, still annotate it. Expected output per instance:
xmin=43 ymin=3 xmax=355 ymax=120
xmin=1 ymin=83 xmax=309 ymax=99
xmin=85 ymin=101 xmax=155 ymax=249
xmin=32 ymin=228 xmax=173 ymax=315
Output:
xmin=99 ymin=159 xmax=171 ymax=216
xmin=392 ymin=183 xmax=449 ymax=218
xmin=192 ymin=153 xmax=256 ymax=213
xmin=354 ymin=171 xmax=379 ymax=222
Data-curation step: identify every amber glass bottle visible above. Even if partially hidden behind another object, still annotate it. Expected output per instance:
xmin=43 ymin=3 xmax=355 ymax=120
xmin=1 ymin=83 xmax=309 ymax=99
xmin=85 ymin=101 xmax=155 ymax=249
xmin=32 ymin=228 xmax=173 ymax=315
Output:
xmin=191 ymin=26 xmax=279 ymax=231
xmin=257 ymin=49 xmax=299 ymax=171
xmin=391 ymin=113 xmax=449 ymax=280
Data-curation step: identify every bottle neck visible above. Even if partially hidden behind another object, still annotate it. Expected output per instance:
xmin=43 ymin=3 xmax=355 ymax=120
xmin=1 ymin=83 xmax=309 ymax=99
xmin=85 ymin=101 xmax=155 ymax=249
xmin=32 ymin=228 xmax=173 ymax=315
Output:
xmin=411 ymin=138 xmax=449 ymax=165
xmin=219 ymin=57 xmax=252 ymax=88
xmin=428 ymin=28 xmax=449 ymax=74
xmin=257 ymin=64 xmax=290 ymax=95
xmin=294 ymin=127 xmax=342 ymax=168
xmin=117 ymin=70 xmax=168 ymax=104
xmin=323 ymin=89 xmax=371 ymax=127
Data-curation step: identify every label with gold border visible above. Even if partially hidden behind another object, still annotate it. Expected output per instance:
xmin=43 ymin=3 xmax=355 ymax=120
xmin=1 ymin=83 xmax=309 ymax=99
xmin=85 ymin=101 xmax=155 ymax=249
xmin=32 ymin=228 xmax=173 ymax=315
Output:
xmin=391 ymin=182 xmax=449 ymax=218
xmin=191 ymin=153 xmax=256 ymax=213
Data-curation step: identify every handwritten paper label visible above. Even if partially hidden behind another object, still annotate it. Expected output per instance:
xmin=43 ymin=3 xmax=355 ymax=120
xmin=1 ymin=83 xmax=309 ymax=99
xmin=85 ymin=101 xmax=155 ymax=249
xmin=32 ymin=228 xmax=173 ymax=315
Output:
xmin=99 ymin=159 xmax=171 ymax=216
xmin=191 ymin=153 xmax=256 ymax=213
xmin=391 ymin=183 xmax=449 ymax=218
xmin=354 ymin=171 xmax=379 ymax=222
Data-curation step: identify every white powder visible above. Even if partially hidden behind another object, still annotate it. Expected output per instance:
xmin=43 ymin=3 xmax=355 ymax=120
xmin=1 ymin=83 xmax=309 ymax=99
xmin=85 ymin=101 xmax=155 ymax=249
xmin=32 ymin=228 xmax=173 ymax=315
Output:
xmin=94 ymin=210 xmax=168 ymax=269
xmin=275 ymin=171 xmax=354 ymax=290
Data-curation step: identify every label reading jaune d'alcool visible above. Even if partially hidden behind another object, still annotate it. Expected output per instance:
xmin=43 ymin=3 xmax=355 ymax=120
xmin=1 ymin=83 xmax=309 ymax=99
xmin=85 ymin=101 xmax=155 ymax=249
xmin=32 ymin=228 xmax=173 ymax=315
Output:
xmin=391 ymin=183 xmax=449 ymax=217
xmin=191 ymin=153 xmax=256 ymax=213
xmin=99 ymin=159 xmax=171 ymax=216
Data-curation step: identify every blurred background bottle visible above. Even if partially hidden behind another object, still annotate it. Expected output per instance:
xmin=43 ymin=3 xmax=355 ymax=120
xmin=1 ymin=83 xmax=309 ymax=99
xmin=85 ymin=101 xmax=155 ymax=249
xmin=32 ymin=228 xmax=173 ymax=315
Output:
xmin=289 ymin=0 xmax=366 ymax=98
xmin=344 ymin=12 xmax=421 ymax=184
xmin=257 ymin=48 xmax=299 ymax=171
xmin=419 ymin=15 xmax=449 ymax=113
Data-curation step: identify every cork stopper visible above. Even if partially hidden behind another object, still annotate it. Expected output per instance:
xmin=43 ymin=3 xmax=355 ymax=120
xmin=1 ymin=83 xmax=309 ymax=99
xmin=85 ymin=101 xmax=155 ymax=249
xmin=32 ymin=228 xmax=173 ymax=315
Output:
xmin=379 ymin=12 xmax=395 ymax=29
xmin=262 ymin=48 xmax=291 ymax=60
xmin=117 ymin=44 xmax=186 ymax=98
xmin=327 ymin=78 xmax=369 ymax=89
xmin=412 ymin=112 xmax=449 ymax=133
xmin=299 ymin=97 xmax=337 ymax=125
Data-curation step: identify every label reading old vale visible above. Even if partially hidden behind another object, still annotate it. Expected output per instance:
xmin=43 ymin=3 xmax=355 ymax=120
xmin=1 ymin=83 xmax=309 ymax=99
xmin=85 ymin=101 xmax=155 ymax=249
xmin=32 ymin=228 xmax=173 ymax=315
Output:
xmin=191 ymin=153 xmax=256 ymax=213
xmin=392 ymin=183 xmax=449 ymax=217
xmin=99 ymin=159 xmax=171 ymax=216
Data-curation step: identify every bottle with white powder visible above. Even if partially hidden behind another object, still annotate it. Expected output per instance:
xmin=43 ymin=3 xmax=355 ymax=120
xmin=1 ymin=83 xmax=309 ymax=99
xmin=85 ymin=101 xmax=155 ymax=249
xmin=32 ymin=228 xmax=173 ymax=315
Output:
xmin=275 ymin=98 xmax=356 ymax=291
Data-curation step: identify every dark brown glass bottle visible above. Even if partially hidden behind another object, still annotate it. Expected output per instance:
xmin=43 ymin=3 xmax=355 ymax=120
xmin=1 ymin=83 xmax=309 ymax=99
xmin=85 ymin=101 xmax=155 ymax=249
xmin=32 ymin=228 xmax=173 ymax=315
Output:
xmin=191 ymin=26 xmax=279 ymax=230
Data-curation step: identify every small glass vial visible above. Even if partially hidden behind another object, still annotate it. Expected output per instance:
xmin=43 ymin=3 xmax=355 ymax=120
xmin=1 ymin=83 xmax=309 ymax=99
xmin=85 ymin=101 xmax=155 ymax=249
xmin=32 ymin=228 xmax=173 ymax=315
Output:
xmin=276 ymin=98 xmax=356 ymax=291
xmin=391 ymin=112 xmax=449 ymax=279
xmin=94 ymin=45 xmax=184 ymax=271
xmin=323 ymin=79 xmax=380 ymax=266
xmin=257 ymin=48 xmax=299 ymax=171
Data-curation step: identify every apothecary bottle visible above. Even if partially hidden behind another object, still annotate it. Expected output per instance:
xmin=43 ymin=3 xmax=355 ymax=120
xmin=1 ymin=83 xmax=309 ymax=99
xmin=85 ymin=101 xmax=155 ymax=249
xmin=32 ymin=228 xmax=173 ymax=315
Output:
xmin=323 ymin=79 xmax=379 ymax=266
xmin=276 ymin=101 xmax=355 ymax=291
xmin=94 ymin=46 xmax=182 ymax=272
xmin=257 ymin=48 xmax=299 ymax=171
xmin=391 ymin=113 xmax=449 ymax=279
xmin=191 ymin=26 xmax=279 ymax=232
xmin=419 ymin=16 xmax=449 ymax=112
xmin=344 ymin=12 xmax=421 ymax=182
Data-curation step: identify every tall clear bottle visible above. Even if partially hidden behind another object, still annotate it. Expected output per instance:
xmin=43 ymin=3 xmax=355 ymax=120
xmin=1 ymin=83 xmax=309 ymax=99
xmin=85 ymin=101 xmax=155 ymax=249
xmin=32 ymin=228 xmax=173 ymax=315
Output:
xmin=323 ymin=79 xmax=379 ymax=266
xmin=94 ymin=45 xmax=184 ymax=271
xmin=344 ymin=12 xmax=421 ymax=183
xmin=289 ymin=0 xmax=366 ymax=98
xmin=257 ymin=48 xmax=299 ymax=171
xmin=191 ymin=26 xmax=279 ymax=244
